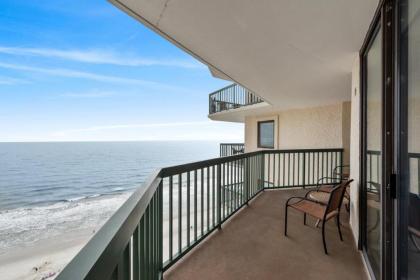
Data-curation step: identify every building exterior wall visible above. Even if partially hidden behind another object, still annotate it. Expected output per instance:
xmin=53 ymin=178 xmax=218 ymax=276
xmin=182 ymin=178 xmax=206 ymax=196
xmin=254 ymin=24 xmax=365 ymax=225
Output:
xmin=244 ymin=115 xmax=279 ymax=152
xmin=244 ymin=103 xmax=350 ymax=163
xmin=349 ymin=56 xmax=361 ymax=244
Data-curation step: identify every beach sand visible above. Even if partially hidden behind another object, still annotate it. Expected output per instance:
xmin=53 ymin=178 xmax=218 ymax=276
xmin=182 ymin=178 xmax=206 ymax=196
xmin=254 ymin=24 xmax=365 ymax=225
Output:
xmin=0 ymin=228 xmax=95 ymax=280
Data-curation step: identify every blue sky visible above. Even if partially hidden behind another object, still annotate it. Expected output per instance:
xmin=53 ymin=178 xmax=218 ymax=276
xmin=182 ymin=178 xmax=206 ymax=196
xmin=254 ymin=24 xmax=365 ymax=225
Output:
xmin=0 ymin=0 xmax=243 ymax=142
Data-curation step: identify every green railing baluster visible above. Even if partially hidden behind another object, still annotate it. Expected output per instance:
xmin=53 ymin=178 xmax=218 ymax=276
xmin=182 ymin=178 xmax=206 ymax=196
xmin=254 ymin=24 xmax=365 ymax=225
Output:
xmin=133 ymin=226 xmax=139 ymax=280
xmin=201 ymin=168 xmax=204 ymax=236
xmin=169 ymin=176 xmax=173 ymax=261
xmin=158 ymin=181 xmax=163 ymax=278
xmin=212 ymin=165 xmax=215 ymax=227
xmin=302 ymin=152 xmax=306 ymax=187
xmin=140 ymin=217 xmax=145 ymax=280
xmin=152 ymin=195 xmax=156 ymax=280
xmin=217 ymin=164 xmax=221 ymax=229
xmin=222 ymin=163 xmax=225 ymax=219
xmin=178 ymin=173 xmax=182 ymax=255
xmin=207 ymin=167 xmax=210 ymax=232
xmin=187 ymin=172 xmax=190 ymax=247
xmin=145 ymin=206 xmax=150 ymax=279
xmin=194 ymin=169 xmax=197 ymax=241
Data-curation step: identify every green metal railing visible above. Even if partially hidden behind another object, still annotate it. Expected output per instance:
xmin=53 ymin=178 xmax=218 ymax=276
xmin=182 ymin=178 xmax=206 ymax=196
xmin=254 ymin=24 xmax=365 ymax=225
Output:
xmin=209 ymin=83 xmax=264 ymax=114
xmin=57 ymin=148 xmax=343 ymax=280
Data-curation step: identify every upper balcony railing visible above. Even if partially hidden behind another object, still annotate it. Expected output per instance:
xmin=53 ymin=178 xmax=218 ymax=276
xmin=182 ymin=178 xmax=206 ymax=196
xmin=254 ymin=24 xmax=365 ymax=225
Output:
xmin=220 ymin=143 xmax=245 ymax=157
xmin=56 ymin=148 xmax=343 ymax=280
xmin=209 ymin=83 xmax=264 ymax=114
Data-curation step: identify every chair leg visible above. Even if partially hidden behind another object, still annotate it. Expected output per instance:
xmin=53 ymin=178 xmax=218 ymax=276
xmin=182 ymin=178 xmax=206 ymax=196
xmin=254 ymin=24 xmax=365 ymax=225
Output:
xmin=284 ymin=205 xmax=288 ymax=236
xmin=322 ymin=220 xmax=328 ymax=255
xmin=303 ymin=213 xmax=306 ymax=225
xmin=336 ymin=215 xmax=343 ymax=241
xmin=409 ymin=232 xmax=420 ymax=252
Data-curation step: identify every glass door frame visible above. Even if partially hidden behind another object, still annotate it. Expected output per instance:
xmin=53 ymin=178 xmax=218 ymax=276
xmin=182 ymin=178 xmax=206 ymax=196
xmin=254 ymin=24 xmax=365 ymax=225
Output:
xmin=360 ymin=0 xmax=396 ymax=279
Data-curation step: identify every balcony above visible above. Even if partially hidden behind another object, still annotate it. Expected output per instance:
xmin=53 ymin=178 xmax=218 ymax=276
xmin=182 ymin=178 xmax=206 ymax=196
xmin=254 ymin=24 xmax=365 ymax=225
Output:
xmin=208 ymin=84 xmax=270 ymax=123
xmin=110 ymin=0 xmax=378 ymax=111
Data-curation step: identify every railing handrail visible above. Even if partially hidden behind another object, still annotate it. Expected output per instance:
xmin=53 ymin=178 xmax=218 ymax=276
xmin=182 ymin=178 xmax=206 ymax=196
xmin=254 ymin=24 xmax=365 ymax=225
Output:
xmin=208 ymin=83 xmax=264 ymax=114
xmin=57 ymin=169 xmax=163 ymax=280
xmin=57 ymin=147 xmax=344 ymax=280
xmin=162 ymin=148 xmax=343 ymax=177
xmin=209 ymin=83 xmax=237 ymax=97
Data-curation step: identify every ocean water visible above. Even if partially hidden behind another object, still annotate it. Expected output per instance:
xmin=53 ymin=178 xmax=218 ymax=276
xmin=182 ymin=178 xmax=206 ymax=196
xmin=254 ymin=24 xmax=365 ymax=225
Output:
xmin=0 ymin=141 xmax=219 ymax=253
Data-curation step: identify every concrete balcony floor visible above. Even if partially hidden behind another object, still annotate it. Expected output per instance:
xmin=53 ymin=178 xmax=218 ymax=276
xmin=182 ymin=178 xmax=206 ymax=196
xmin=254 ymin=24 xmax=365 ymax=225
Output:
xmin=164 ymin=189 xmax=368 ymax=280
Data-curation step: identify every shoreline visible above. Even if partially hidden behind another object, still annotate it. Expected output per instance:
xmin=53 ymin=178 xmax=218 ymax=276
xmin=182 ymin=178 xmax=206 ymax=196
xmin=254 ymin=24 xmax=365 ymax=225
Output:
xmin=0 ymin=228 xmax=95 ymax=280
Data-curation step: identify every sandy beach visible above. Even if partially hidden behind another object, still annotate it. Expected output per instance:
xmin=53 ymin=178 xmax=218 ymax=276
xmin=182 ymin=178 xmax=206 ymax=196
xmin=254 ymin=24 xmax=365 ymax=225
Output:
xmin=0 ymin=229 xmax=95 ymax=280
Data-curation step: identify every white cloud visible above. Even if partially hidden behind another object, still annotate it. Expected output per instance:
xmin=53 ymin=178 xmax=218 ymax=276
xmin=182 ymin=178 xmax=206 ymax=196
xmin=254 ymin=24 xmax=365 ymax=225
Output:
xmin=0 ymin=76 xmax=28 ymax=85
xmin=59 ymin=90 xmax=116 ymax=98
xmin=0 ymin=62 xmax=185 ymax=90
xmin=0 ymin=46 xmax=204 ymax=69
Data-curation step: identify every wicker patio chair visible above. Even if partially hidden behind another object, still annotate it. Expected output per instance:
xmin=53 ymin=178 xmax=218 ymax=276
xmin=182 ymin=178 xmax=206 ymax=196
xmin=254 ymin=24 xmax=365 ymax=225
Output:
xmin=284 ymin=179 xmax=353 ymax=254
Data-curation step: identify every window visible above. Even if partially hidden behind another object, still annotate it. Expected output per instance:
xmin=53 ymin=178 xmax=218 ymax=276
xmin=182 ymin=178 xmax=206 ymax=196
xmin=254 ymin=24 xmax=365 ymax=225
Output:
xmin=258 ymin=120 xmax=274 ymax=148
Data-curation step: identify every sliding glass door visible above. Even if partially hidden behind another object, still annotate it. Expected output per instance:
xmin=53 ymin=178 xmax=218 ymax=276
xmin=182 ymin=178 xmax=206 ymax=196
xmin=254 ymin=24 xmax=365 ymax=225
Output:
xmin=361 ymin=1 xmax=420 ymax=278
xmin=398 ymin=0 xmax=420 ymax=278
xmin=363 ymin=23 xmax=383 ymax=280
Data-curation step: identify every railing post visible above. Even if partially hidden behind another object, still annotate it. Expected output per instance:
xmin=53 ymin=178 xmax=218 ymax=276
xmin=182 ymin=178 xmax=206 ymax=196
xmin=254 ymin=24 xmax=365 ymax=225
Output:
xmin=261 ymin=153 xmax=265 ymax=191
xmin=340 ymin=150 xmax=344 ymax=178
xmin=217 ymin=164 xmax=222 ymax=230
xmin=158 ymin=181 xmax=163 ymax=280
xmin=244 ymin=157 xmax=249 ymax=205
xmin=302 ymin=152 xmax=306 ymax=188
xmin=209 ymin=94 xmax=211 ymax=114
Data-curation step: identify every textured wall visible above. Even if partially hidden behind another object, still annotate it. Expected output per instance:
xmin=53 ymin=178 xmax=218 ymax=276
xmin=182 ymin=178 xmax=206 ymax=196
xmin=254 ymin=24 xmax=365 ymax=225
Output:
xmin=277 ymin=104 xmax=343 ymax=150
xmin=342 ymin=101 xmax=352 ymax=166
xmin=244 ymin=103 xmax=349 ymax=155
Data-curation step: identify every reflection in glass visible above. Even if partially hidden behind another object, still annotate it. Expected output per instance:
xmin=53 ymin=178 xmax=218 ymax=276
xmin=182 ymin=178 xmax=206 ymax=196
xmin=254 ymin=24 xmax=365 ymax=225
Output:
xmin=258 ymin=121 xmax=274 ymax=148
xmin=402 ymin=1 xmax=420 ymax=278
xmin=365 ymin=26 xmax=382 ymax=279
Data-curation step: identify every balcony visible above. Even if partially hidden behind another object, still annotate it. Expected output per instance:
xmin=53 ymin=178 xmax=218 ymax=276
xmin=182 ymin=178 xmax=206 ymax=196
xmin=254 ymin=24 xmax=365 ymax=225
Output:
xmin=219 ymin=143 xmax=244 ymax=157
xmin=56 ymin=148 xmax=367 ymax=280
xmin=209 ymin=84 xmax=264 ymax=115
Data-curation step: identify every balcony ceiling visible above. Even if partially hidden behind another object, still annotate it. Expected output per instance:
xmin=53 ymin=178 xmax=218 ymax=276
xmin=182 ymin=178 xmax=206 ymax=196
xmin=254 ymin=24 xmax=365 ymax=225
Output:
xmin=110 ymin=0 xmax=379 ymax=109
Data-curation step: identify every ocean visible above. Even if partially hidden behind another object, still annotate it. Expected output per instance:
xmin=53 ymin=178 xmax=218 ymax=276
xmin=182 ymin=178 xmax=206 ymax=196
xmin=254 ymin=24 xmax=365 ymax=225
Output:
xmin=0 ymin=141 xmax=219 ymax=254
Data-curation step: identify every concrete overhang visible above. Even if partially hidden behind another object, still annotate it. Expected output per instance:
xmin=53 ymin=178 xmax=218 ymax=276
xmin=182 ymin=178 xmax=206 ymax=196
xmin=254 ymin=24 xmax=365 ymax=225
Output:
xmin=208 ymin=101 xmax=271 ymax=123
xmin=110 ymin=0 xmax=379 ymax=110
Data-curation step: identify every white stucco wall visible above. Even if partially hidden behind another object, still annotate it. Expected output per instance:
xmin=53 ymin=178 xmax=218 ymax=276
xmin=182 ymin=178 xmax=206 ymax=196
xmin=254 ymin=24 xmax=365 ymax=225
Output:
xmin=244 ymin=103 xmax=351 ymax=164
xmin=349 ymin=55 xmax=361 ymax=244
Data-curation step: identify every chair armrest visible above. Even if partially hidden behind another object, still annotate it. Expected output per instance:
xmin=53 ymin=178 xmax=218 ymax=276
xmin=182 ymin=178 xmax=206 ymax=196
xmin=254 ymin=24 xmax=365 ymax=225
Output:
xmin=286 ymin=196 xmax=324 ymax=206
xmin=317 ymin=176 xmax=340 ymax=185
